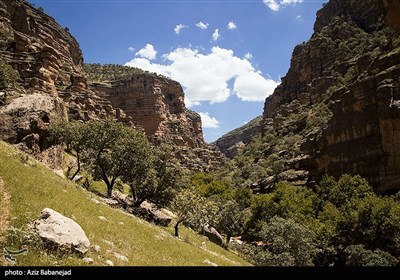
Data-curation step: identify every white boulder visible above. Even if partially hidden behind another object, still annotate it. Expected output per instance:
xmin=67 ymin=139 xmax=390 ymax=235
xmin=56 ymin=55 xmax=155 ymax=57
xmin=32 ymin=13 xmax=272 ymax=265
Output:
xmin=34 ymin=208 xmax=90 ymax=254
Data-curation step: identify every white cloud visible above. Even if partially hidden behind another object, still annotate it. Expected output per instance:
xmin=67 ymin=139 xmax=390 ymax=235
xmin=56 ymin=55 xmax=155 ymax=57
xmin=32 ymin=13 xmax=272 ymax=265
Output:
xmin=263 ymin=0 xmax=303 ymax=11
xmin=244 ymin=53 xmax=253 ymax=60
xmin=263 ymin=0 xmax=280 ymax=11
xmin=212 ymin=29 xmax=220 ymax=41
xmin=282 ymin=0 xmax=303 ymax=4
xmin=198 ymin=112 xmax=220 ymax=128
xmin=125 ymin=46 xmax=279 ymax=107
xmin=128 ymin=46 xmax=135 ymax=52
xmin=135 ymin=44 xmax=157 ymax=60
xmin=196 ymin=21 xmax=209 ymax=30
xmin=227 ymin=21 xmax=237 ymax=30
xmin=174 ymin=24 xmax=188 ymax=34
xmin=233 ymin=71 xmax=279 ymax=101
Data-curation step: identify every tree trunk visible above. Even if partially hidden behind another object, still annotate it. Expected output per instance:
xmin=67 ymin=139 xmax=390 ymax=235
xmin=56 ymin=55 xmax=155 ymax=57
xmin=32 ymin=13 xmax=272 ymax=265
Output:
xmin=174 ymin=219 xmax=183 ymax=237
xmin=70 ymin=152 xmax=81 ymax=181
xmin=103 ymin=175 xmax=114 ymax=197
xmin=102 ymin=168 xmax=116 ymax=197
xmin=226 ymin=234 xmax=231 ymax=244
xmin=133 ymin=199 xmax=145 ymax=208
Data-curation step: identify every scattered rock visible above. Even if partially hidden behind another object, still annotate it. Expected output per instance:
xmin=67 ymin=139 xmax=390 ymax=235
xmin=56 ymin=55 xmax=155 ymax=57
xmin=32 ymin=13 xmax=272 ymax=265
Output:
xmin=112 ymin=191 xmax=132 ymax=207
xmin=72 ymin=175 xmax=83 ymax=182
xmin=203 ymin=225 xmax=224 ymax=246
xmin=53 ymin=169 xmax=65 ymax=178
xmin=99 ymin=197 xmax=119 ymax=207
xmin=102 ymin=240 xmax=115 ymax=247
xmin=90 ymin=198 xmax=100 ymax=204
xmin=203 ymin=259 xmax=218 ymax=267
xmin=83 ymin=257 xmax=94 ymax=264
xmin=34 ymin=208 xmax=90 ymax=254
xmin=230 ymin=237 xmax=243 ymax=245
xmin=113 ymin=252 xmax=129 ymax=262
xmin=98 ymin=216 xmax=109 ymax=222
xmin=118 ymin=222 xmax=124 ymax=225
xmin=92 ymin=245 xmax=101 ymax=253
xmin=132 ymin=201 xmax=172 ymax=227
xmin=105 ymin=260 xmax=114 ymax=266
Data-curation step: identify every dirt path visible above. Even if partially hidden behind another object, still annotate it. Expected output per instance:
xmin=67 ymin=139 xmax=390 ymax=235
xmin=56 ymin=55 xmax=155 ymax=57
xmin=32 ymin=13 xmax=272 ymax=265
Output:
xmin=0 ymin=177 xmax=11 ymax=265
xmin=0 ymin=177 xmax=10 ymax=242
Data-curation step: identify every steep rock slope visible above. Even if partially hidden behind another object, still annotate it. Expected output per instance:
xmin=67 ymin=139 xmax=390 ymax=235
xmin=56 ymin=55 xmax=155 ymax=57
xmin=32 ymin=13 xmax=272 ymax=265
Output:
xmin=0 ymin=0 xmax=224 ymax=171
xmin=0 ymin=0 xmax=131 ymax=128
xmin=88 ymin=67 xmax=226 ymax=171
xmin=260 ymin=0 xmax=400 ymax=193
xmin=213 ymin=116 xmax=262 ymax=159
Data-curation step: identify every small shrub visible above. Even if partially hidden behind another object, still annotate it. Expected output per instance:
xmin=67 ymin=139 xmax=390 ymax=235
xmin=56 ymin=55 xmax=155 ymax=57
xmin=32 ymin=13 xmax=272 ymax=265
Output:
xmin=0 ymin=60 xmax=19 ymax=90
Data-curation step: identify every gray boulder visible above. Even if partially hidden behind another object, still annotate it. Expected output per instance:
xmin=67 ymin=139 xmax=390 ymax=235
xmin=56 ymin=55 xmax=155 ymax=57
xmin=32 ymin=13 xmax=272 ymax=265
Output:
xmin=137 ymin=201 xmax=172 ymax=227
xmin=203 ymin=224 xmax=224 ymax=246
xmin=34 ymin=208 xmax=90 ymax=254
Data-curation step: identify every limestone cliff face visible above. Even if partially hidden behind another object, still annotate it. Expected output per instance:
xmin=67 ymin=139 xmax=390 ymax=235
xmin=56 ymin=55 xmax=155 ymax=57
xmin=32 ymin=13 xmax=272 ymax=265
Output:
xmin=90 ymin=74 xmax=226 ymax=171
xmin=0 ymin=0 xmax=129 ymax=123
xmin=214 ymin=116 xmax=262 ymax=159
xmin=91 ymin=75 xmax=204 ymax=148
xmin=0 ymin=0 xmax=225 ymax=171
xmin=260 ymin=0 xmax=400 ymax=193
xmin=0 ymin=0 xmax=85 ymax=94
xmin=0 ymin=0 xmax=132 ymax=164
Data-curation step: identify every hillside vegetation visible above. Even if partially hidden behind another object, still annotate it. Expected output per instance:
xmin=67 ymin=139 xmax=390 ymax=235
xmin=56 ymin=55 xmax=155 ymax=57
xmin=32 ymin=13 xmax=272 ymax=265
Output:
xmin=0 ymin=141 xmax=249 ymax=266
xmin=84 ymin=63 xmax=168 ymax=83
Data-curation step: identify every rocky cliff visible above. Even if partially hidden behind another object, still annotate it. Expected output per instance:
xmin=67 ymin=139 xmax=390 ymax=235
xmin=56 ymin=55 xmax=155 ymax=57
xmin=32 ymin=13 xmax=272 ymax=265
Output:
xmin=0 ymin=0 xmax=224 ymax=171
xmin=213 ymin=116 xmax=262 ymax=159
xmin=89 ymin=69 xmax=226 ymax=171
xmin=0 ymin=0 xmax=132 ymax=169
xmin=258 ymin=0 xmax=400 ymax=193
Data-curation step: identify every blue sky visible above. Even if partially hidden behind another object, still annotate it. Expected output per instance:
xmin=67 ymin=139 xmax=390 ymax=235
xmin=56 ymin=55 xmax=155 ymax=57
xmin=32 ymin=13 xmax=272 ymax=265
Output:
xmin=29 ymin=0 xmax=327 ymax=142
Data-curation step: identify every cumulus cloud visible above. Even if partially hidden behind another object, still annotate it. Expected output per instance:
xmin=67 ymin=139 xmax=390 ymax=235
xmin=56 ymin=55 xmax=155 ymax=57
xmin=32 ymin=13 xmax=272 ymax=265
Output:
xmin=244 ymin=53 xmax=253 ymax=60
xmin=233 ymin=71 xmax=278 ymax=101
xmin=227 ymin=21 xmax=237 ymax=30
xmin=174 ymin=24 xmax=188 ymax=34
xmin=196 ymin=21 xmax=209 ymax=30
xmin=128 ymin=46 xmax=135 ymax=52
xmin=212 ymin=29 xmax=220 ymax=41
xmin=125 ymin=46 xmax=279 ymax=107
xmin=263 ymin=0 xmax=303 ymax=11
xmin=198 ymin=112 xmax=220 ymax=128
xmin=135 ymin=44 xmax=157 ymax=60
xmin=263 ymin=0 xmax=280 ymax=11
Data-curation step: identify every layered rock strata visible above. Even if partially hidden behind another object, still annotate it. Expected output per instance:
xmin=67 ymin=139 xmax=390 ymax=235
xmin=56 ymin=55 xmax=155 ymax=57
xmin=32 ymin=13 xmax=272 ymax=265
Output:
xmin=260 ymin=0 xmax=400 ymax=193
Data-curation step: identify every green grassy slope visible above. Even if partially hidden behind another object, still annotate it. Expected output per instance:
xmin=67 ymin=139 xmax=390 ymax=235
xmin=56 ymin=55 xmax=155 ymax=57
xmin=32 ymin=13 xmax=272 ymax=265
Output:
xmin=0 ymin=141 xmax=249 ymax=266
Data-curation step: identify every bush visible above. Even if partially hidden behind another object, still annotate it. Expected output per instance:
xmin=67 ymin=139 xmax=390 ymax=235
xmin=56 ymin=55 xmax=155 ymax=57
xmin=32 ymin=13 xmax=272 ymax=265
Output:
xmin=345 ymin=245 xmax=397 ymax=266
xmin=337 ymin=195 xmax=400 ymax=254
xmin=315 ymin=174 xmax=373 ymax=207
xmin=0 ymin=60 xmax=19 ymax=90
xmin=238 ymin=217 xmax=318 ymax=266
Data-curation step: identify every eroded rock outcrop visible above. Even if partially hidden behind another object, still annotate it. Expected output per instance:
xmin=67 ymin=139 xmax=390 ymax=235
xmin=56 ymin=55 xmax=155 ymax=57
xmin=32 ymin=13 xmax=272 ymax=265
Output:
xmin=0 ymin=93 xmax=67 ymax=168
xmin=259 ymin=0 xmax=400 ymax=193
